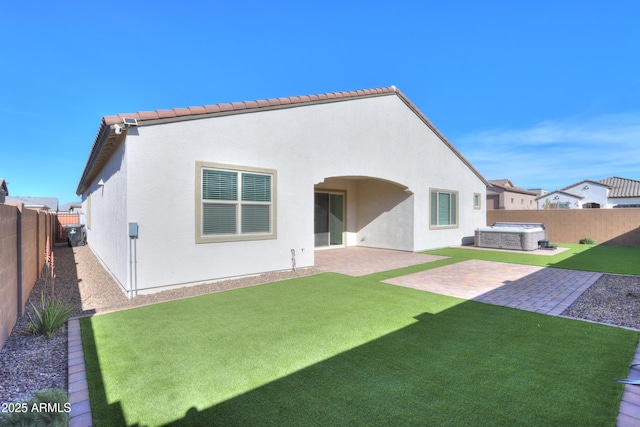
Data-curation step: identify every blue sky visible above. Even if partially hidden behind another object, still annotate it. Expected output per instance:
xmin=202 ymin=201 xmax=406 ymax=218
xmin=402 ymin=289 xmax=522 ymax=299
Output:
xmin=1 ymin=1 xmax=639 ymax=205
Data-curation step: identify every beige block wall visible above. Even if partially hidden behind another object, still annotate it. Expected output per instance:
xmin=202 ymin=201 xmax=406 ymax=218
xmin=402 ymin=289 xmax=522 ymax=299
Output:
xmin=0 ymin=204 xmax=56 ymax=350
xmin=20 ymin=208 xmax=40 ymax=308
xmin=487 ymin=209 xmax=640 ymax=247
xmin=0 ymin=204 xmax=18 ymax=350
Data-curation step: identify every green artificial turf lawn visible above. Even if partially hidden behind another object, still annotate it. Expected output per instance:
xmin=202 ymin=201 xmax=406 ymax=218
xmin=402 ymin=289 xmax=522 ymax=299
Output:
xmin=81 ymin=273 xmax=638 ymax=426
xmin=423 ymin=244 xmax=640 ymax=275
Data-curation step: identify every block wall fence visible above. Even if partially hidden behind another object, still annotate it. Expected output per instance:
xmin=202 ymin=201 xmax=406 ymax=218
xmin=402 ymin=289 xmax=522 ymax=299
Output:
xmin=0 ymin=203 xmax=60 ymax=350
xmin=487 ymin=209 xmax=640 ymax=247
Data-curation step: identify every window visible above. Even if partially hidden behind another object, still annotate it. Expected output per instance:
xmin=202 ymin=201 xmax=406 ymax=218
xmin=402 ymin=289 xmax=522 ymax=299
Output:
xmin=473 ymin=193 xmax=481 ymax=210
xmin=85 ymin=193 xmax=91 ymax=230
xmin=196 ymin=162 xmax=276 ymax=243
xmin=430 ymin=189 xmax=458 ymax=228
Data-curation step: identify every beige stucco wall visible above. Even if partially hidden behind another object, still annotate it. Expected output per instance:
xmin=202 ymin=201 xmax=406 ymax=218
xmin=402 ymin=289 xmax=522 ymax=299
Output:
xmin=488 ymin=188 xmax=536 ymax=210
xmin=356 ymin=178 xmax=415 ymax=251
xmin=502 ymin=191 xmax=537 ymax=210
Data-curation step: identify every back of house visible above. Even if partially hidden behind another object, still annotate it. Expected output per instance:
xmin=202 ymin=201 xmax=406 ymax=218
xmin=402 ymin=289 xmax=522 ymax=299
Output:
xmin=76 ymin=87 xmax=487 ymax=296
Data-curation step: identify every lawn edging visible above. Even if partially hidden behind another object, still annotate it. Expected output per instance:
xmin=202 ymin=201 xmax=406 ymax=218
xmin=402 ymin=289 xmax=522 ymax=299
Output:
xmin=68 ymin=317 xmax=92 ymax=427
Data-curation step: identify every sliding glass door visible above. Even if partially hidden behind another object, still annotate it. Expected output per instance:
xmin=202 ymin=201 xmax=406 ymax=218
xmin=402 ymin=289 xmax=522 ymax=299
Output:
xmin=314 ymin=192 xmax=344 ymax=247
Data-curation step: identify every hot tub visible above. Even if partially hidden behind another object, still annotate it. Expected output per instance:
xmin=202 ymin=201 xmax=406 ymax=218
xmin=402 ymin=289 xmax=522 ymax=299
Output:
xmin=475 ymin=223 xmax=546 ymax=251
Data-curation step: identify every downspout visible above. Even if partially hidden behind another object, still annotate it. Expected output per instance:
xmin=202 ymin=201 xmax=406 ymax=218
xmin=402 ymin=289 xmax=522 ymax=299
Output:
xmin=129 ymin=238 xmax=133 ymax=299
xmin=128 ymin=222 xmax=139 ymax=298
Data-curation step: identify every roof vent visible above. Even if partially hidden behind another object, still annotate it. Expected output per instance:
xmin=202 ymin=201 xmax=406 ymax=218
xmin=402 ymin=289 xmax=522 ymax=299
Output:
xmin=123 ymin=117 xmax=138 ymax=127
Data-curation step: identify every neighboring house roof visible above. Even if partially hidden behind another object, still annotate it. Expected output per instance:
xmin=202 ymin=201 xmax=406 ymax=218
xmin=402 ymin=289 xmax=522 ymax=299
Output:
xmin=0 ymin=178 xmax=7 ymax=196
xmin=77 ymin=86 xmax=489 ymax=195
xmin=598 ymin=176 xmax=640 ymax=198
xmin=560 ymin=179 xmax=611 ymax=192
xmin=536 ymin=190 xmax=584 ymax=201
xmin=487 ymin=179 xmax=537 ymax=196
xmin=59 ymin=201 xmax=82 ymax=212
xmin=488 ymin=179 xmax=513 ymax=187
xmin=5 ymin=196 xmax=59 ymax=211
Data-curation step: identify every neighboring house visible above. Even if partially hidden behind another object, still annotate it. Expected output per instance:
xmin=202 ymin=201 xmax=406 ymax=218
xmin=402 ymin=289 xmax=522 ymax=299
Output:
xmin=537 ymin=190 xmax=585 ymax=209
xmin=600 ymin=176 xmax=640 ymax=208
xmin=59 ymin=202 xmax=83 ymax=213
xmin=528 ymin=188 xmax=549 ymax=197
xmin=0 ymin=179 xmax=7 ymax=203
xmin=537 ymin=177 xmax=640 ymax=209
xmin=5 ymin=196 xmax=59 ymax=212
xmin=76 ymin=86 xmax=488 ymax=296
xmin=486 ymin=179 xmax=538 ymax=210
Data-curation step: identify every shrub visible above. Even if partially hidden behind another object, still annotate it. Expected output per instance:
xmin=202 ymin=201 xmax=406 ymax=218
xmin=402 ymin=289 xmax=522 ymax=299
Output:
xmin=579 ymin=237 xmax=597 ymax=245
xmin=24 ymin=239 xmax=75 ymax=338
xmin=1 ymin=388 xmax=70 ymax=427
xmin=25 ymin=292 xmax=76 ymax=338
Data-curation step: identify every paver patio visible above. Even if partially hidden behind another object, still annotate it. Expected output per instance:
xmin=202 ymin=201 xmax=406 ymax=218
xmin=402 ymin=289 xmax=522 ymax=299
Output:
xmin=383 ymin=259 xmax=602 ymax=315
xmin=314 ymin=246 xmax=447 ymax=276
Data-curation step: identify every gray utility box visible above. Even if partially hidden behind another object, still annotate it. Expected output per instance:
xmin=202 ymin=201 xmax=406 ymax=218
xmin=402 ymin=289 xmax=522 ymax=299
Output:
xmin=65 ymin=224 xmax=86 ymax=247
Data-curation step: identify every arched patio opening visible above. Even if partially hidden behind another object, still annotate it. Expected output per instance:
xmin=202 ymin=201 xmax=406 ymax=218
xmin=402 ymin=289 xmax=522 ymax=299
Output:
xmin=314 ymin=176 xmax=414 ymax=251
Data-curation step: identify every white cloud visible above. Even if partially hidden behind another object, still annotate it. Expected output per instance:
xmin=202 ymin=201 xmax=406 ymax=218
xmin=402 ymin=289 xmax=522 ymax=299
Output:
xmin=453 ymin=112 xmax=640 ymax=191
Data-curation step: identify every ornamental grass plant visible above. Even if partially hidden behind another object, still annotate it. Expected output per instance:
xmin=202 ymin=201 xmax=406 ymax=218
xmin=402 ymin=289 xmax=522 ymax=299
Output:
xmin=25 ymin=238 xmax=75 ymax=338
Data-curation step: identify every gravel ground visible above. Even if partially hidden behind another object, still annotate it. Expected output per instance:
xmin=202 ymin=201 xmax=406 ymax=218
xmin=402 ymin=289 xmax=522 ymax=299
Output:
xmin=563 ymin=273 xmax=640 ymax=330
xmin=1 ymin=245 xmax=639 ymax=407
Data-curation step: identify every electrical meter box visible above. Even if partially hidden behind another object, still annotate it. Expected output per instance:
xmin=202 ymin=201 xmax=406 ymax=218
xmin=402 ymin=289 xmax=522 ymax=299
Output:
xmin=129 ymin=222 xmax=139 ymax=238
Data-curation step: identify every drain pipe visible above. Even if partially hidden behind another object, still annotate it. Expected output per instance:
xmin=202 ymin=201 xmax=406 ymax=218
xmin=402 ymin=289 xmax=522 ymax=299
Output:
xmin=128 ymin=223 xmax=139 ymax=299
xmin=129 ymin=238 xmax=133 ymax=299
xmin=291 ymin=249 xmax=297 ymax=272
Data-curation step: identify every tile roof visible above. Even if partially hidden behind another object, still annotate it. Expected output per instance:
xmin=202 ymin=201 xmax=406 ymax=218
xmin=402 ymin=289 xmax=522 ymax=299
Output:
xmin=5 ymin=196 xmax=59 ymax=211
xmin=488 ymin=179 xmax=512 ymax=187
xmin=598 ymin=176 xmax=640 ymax=198
xmin=487 ymin=179 xmax=537 ymax=196
xmin=102 ymin=87 xmax=398 ymax=126
xmin=77 ymin=86 xmax=488 ymax=195
xmin=59 ymin=201 xmax=82 ymax=212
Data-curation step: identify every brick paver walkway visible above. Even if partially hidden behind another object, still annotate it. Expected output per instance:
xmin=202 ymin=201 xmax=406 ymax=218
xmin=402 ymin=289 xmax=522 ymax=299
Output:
xmin=383 ymin=259 xmax=602 ymax=315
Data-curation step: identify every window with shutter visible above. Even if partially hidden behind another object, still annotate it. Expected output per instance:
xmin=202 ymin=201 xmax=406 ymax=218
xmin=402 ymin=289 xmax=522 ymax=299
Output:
xmin=196 ymin=162 xmax=277 ymax=243
xmin=429 ymin=188 xmax=458 ymax=229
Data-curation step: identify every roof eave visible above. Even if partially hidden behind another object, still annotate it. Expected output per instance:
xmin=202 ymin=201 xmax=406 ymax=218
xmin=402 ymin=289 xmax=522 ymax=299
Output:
xmin=76 ymin=86 xmax=490 ymax=195
xmin=76 ymin=121 xmax=126 ymax=195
